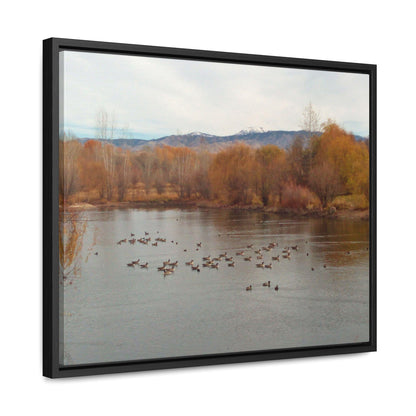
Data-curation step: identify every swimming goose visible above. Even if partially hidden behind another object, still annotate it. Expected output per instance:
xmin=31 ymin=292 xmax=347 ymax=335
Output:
xmin=256 ymin=262 xmax=265 ymax=268
xmin=265 ymin=263 xmax=272 ymax=269
xmin=262 ymin=281 xmax=271 ymax=287
xmin=272 ymin=256 xmax=280 ymax=261
xmin=244 ymin=256 xmax=252 ymax=261
xmin=228 ymin=261 xmax=235 ymax=267
xmin=185 ymin=260 xmax=194 ymax=266
xmin=246 ymin=285 xmax=253 ymax=291
xmin=140 ymin=262 xmax=149 ymax=269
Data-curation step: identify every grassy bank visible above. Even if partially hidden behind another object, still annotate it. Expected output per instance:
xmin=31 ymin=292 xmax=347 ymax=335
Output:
xmin=63 ymin=192 xmax=369 ymax=220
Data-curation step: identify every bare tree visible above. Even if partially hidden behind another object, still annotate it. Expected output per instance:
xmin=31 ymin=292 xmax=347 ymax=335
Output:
xmin=59 ymin=130 xmax=81 ymax=202
xmin=300 ymin=102 xmax=321 ymax=141
xmin=96 ymin=110 xmax=117 ymax=200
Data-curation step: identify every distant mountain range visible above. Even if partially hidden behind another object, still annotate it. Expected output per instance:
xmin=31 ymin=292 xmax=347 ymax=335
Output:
xmin=78 ymin=128 xmax=367 ymax=151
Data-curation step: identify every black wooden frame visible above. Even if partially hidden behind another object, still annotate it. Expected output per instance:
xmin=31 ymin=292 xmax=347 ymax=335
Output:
xmin=43 ymin=37 xmax=376 ymax=378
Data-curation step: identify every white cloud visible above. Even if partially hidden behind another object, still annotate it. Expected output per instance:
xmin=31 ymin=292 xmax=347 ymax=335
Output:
xmin=62 ymin=51 xmax=369 ymax=138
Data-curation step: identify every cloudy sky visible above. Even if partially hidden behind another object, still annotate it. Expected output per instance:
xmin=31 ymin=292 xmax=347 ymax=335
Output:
xmin=60 ymin=50 xmax=369 ymax=139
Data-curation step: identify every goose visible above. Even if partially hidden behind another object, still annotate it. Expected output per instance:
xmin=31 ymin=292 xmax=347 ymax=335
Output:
xmin=265 ymin=263 xmax=272 ymax=269
xmin=127 ymin=263 xmax=134 ymax=267
xmin=202 ymin=255 xmax=211 ymax=261
xmin=140 ymin=263 xmax=149 ymax=269
xmin=212 ymin=257 xmax=221 ymax=262
xmin=247 ymin=244 xmax=253 ymax=248
xmin=311 ymin=267 xmax=314 ymax=271
xmin=130 ymin=233 xmax=135 ymax=237
xmin=254 ymin=249 xmax=262 ymax=254
xmin=157 ymin=266 xmax=166 ymax=271
xmin=262 ymin=281 xmax=271 ymax=287
xmin=272 ymin=256 xmax=280 ymax=261
xmin=145 ymin=232 xmax=149 ymax=236
xmin=256 ymin=262 xmax=265 ymax=268
xmin=210 ymin=263 xmax=219 ymax=269
xmin=191 ymin=264 xmax=200 ymax=271
xmin=164 ymin=270 xmax=172 ymax=277
xmin=197 ymin=242 xmax=202 ymax=247
xmin=257 ymin=255 xmax=263 ymax=260
xmin=274 ymin=285 xmax=279 ymax=291
xmin=202 ymin=263 xmax=211 ymax=267
xmin=169 ymin=260 xmax=178 ymax=267
xmin=185 ymin=260 xmax=194 ymax=266
xmin=225 ymin=256 xmax=233 ymax=262
xmin=291 ymin=245 xmax=298 ymax=250
xmin=163 ymin=259 xmax=171 ymax=266
xmin=236 ymin=251 xmax=245 ymax=256
xmin=228 ymin=261 xmax=235 ymax=267
xmin=132 ymin=259 xmax=140 ymax=265
xmin=246 ymin=285 xmax=253 ymax=291
xmin=152 ymin=242 xmax=158 ymax=246
xmin=244 ymin=256 xmax=252 ymax=261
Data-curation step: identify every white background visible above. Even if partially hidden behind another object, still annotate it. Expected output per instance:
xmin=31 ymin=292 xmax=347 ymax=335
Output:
xmin=1 ymin=1 xmax=415 ymax=415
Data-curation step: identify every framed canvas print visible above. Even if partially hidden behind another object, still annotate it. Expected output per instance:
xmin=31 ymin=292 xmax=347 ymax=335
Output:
xmin=43 ymin=38 xmax=376 ymax=378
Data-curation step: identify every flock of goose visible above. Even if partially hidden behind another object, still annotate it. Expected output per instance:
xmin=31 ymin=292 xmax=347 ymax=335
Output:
xmin=116 ymin=230 xmax=318 ymax=292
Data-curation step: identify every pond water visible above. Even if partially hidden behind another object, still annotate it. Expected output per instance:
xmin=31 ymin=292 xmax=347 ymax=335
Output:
xmin=61 ymin=208 xmax=369 ymax=366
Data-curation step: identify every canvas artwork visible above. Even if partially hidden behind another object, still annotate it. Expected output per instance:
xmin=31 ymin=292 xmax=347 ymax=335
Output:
xmin=51 ymin=42 xmax=374 ymax=374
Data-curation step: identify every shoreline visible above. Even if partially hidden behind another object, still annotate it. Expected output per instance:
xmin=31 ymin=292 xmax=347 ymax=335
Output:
xmin=63 ymin=200 xmax=369 ymax=220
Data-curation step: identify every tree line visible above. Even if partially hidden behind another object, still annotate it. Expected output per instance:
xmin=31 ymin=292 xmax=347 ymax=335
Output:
xmin=60 ymin=122 xmax=369 ymax=210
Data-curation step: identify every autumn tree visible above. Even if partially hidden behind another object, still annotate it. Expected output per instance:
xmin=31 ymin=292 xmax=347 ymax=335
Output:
xmin=115 ymin=149 xmax=132 ymax=201
xmin=314 ymin=122 xmax=369 ymax=198
xmin=308 ymin=161 xmax=341 ymax=208
xmin=209 ymin=143 xmax=255 ymax=205
xmin=254 ymin=145 xmax=286 ymax=206
xmin=170 ymin=147 xmax=197 ymax=198
xmin=59 ymin=132 xmax=82 ymax=203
